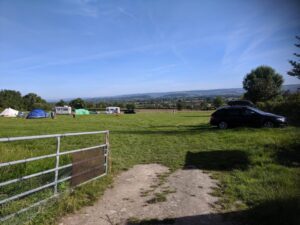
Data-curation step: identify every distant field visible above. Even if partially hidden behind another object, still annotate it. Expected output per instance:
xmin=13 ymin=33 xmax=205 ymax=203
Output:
xmin=0 ymin=112 xmax=299 ymax=225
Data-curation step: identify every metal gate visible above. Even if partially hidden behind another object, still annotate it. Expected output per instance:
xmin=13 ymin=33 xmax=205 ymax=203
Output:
xmin=0 ymin=130 xmax=109 ymax=223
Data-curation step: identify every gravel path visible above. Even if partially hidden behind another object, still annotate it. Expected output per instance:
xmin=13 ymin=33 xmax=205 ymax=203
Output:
xmin=59 ymin=164 xmax=231 ymax=225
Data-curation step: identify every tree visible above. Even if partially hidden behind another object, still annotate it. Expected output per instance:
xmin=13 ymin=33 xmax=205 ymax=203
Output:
xmin=288 ymin=36 xmax=300 ymax=79
xmin=86 ymin=101 xmax=95 ymax=109
xmin=213 ymin=96 xmax=224 ymax=108
xmin=126 ymin=103 xmax=135 ymax=110
xmin=0 ymin=89 xmax=23 ymax=109
xmin=22 ymin=93 xmax=48 ymax=110
xmin=69 ymin=98 xmax=86 ymax=109
xmin=96 ymin=102 xmax=107 ymax=109
xmin=55 ymin=99 xmax=67 ymax=106
xmin=116 ymin=102 xmax=125 ymax=108
xmin=176 ymin=100 xmax=183 ymax=111
xmin=243 ymin=66 xmax=283 ymax=103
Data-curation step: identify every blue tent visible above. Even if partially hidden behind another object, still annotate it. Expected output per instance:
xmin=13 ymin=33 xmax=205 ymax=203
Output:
xmin=26 ymin=109 xmax=48 ymax=119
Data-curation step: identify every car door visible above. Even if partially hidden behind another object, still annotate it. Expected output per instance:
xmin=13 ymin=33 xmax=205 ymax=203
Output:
xmin=226 ymin=108 xmax=243 ymax=127
xmin=241 ymin=108 xmax=261 ymax=127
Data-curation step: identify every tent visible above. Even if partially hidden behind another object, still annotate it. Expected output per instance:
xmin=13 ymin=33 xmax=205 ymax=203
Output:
xmin=27 ymin=109 xmax=48 ymax=119
xmin=0 ymin=108 xmax=19 ymax=117
xmin=75 ymin=109 xmax=90 ymax=115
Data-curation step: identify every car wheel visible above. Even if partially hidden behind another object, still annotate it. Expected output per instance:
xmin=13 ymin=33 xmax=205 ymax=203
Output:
xmin=263 ymin=121 xmax=274 ymax=128
xmin=218 ymin=121 xmax=228 ymax=129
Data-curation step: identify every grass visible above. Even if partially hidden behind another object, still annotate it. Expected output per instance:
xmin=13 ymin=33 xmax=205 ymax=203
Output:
xmin=146 ymin=192 xmax=167 ymax=204
xmin=0 ymin=111 xmax=299 ymax=225
xmin=141 ymin=171 xmax=175 ymax=204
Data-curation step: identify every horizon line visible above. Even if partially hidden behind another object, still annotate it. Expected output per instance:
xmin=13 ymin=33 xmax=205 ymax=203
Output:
xmin=46 ymin=83 xmax=300 ymax=101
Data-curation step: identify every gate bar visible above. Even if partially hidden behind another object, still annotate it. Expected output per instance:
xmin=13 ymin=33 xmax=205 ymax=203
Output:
xmin=0 ymin=130 xmax=109 ymax=142
xmin=0 ymin=163 xmax=72 ymax=187
xmin=0 ymin=144 xmax=106 ymax=168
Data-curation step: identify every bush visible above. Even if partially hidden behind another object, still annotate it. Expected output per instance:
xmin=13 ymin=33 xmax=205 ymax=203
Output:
xmin=256 ymin=93 xmax=300 ymax=125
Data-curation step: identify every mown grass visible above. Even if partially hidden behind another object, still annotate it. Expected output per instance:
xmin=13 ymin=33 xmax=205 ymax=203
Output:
xmin=0 ymin=112 xmax=299 ymax=225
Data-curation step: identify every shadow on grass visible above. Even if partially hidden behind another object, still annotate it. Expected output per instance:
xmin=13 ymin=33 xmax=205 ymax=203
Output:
xmin=184 ymin=150 xmax=249 ymax=171
xmin=113 ymin=124 xmax=263 ymax=136
xmin=113 ymin=124 xmax=220 ymax=135
xmin=180 ymin=115 xmax=211 ymax=118
xmin=275 ymin=142 xmax=300 ymax=167
xmin=243 ymin=197 xmax=300 ymax=225
xmin=126 ymin=197 xmax=300 ymax=225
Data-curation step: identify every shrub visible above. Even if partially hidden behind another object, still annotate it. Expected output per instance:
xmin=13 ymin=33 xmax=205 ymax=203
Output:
xmin=256 ymin=93 xmax=300 ymax=125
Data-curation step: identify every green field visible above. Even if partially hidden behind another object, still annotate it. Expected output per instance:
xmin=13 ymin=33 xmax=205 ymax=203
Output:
xmin=0 ymin=112 xmax=299 ymax=225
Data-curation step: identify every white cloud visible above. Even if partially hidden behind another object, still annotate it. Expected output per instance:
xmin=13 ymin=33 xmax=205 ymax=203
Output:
xmin=117 ymin=7 xmax=136 ymax=20
xmin=3 ymin=44 xmax=157 ymax=72
xmin=149 ymin=64 xmax=177 ymax=73
xmin=54 ymin=0 xmax=100 ymax=18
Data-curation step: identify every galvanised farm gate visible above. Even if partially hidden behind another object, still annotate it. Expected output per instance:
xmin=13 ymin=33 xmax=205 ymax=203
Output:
xmin=0 ymin=130 xmax=109 ymax=223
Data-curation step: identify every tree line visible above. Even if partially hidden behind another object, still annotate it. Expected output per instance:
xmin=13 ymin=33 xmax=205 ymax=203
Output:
xmin=0 ymin=91 xmax=51 ymax=111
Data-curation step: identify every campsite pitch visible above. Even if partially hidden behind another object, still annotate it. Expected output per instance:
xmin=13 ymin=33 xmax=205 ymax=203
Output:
xmin=0 ymin=112 xmax=299 ymax=225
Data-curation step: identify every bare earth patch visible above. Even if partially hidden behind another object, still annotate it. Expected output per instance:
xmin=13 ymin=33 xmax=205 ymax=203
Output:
xmin=60 ymin=164 xmax=231 ymax=225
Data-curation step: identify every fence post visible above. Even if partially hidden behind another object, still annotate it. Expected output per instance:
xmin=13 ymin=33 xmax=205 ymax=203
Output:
xmin=54 ymin=136 xmax=60 ymax=194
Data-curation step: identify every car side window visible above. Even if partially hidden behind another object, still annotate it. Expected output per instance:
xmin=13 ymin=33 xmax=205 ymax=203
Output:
xmin=243 ymin=109 xmax=255 ymax=116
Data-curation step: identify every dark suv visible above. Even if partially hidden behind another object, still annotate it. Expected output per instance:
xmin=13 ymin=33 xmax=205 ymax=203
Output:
xmin=124 ymin=109 xmax=136 ymax=114
xmin=210 ymin=106 xmax=287 ymax=129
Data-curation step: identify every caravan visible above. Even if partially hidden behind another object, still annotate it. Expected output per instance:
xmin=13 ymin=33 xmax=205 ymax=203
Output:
xmin=105 ymin=107 xmax=120 ymax=114
xmin=55 ymin=106 xmax=72 ymax=115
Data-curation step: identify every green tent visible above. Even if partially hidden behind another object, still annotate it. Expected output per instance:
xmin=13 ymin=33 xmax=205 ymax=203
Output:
xmin=75 ymin=109 xmax=90 ymax=115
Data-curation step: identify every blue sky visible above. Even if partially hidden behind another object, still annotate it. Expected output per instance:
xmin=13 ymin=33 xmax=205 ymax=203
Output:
xmin=0 ymin=0 xmax=299 ymax=99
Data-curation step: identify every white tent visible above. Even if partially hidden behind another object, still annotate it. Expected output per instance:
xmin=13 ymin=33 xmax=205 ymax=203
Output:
xmin=0 ymin=108 xmax=19 ymax=117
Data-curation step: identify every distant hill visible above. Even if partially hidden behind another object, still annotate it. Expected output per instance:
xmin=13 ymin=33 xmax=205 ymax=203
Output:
xmin=48 ymin=84 xmax=300 ymax=102
xmin=84 ymin=84 xmax=300 ymax=102
xmin=282 ymin=84 xmax=300 ymax=92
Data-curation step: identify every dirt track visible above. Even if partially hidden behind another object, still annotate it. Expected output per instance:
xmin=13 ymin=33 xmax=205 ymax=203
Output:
xmin=60 ymin=164 xmax=231 ymax=225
